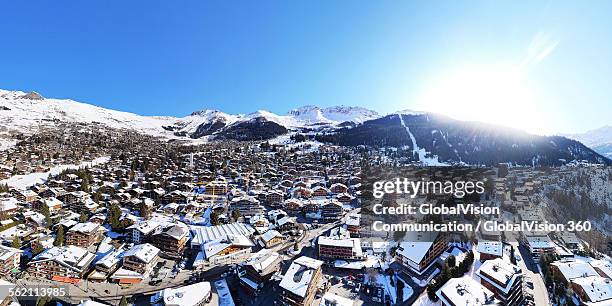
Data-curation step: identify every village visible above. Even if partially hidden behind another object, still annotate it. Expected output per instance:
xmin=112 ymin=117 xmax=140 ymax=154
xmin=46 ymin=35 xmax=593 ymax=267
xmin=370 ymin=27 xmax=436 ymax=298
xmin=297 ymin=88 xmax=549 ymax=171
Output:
xmin=0 ymin=126 xmax=610 ymax=306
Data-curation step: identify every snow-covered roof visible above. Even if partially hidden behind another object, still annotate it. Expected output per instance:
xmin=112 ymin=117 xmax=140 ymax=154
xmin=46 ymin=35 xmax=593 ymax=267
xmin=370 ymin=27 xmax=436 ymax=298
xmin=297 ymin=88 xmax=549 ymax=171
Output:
xmin=436 ymin=276 xmax=497 ymax=306
xmin=32 ymin=245 xmax=96 ymax=272
xmin=261 ymin=230 xmax=284 ymax=243
xmin=525 ymin=235 xmax=556 ymax=249
xmin=128 ymin=220 xmax=160 ymax=235
xmin=0 ymin=245 xmax=22 ymax=261
xmin=476 ymin=258 xmax=522 ymax=294
xmin=477 ymin=241 xmax=503 ymax=257
xmin=111 ymin=267 xmax=143 ymax=279
xmin=0 ymin=197 xmax=18 ymax=211
xmin=96 ymin=248 xmax=124 ymax=269
xmin=396 ymin=241 xmax=434 ymax=265
xmin=157 ymin=281 xmax=212 ymax=306
xmin=590 ymin=260 xmax=612 ymax=279
xmin=68 ymin=222 xmax=99 ymax=234
xmin=190 ymin=223 xmax=255 ymax=247
xmin=203 ymin=234 xmax=253 ymax=258
xmin=571 ymin=276 xmax=612 ymax=304
xmin=123 ymin=243 xmax=159 ymax=264
xmin=552 ymin=260 xmax=599 ymax=281
xmin=279 ymin=256 xmax=323 ymax=298
xmin=319 ymin=292 xmax=354 ymax=306
xmin=241 ymin=249 xmax=281 ymax=274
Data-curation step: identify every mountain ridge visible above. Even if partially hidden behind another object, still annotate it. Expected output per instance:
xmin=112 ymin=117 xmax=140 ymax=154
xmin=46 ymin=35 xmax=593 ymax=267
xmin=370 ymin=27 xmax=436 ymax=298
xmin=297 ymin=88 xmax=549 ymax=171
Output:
xmin=0 ymin=89 xmax=609 ymax=166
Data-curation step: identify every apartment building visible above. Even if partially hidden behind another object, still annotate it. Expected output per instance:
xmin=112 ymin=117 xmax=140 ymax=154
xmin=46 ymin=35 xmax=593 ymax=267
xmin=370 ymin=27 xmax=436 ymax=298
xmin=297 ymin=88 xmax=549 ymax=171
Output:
xmin=66 ymin=222 xmax=102 ymax=248
xmin=27 ymin=246 xmax=96 ymax=282
xmin=279 ymin=256 xmax=323 ymax=306
xmin=476 ymin=258 xmax=524 ymax=306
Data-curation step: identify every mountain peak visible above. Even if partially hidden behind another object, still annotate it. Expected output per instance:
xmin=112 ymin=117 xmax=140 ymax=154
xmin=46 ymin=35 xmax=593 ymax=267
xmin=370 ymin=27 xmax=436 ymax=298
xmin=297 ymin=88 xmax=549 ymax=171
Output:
xmin=189 ymin=109 xmax=222 ymax=116
xmin=21 ymin=91 xmax=44 ymax=100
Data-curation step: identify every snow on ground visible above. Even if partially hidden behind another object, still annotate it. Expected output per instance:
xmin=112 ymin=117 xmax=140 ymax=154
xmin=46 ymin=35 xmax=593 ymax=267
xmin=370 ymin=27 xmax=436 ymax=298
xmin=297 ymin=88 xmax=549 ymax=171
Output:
xmin=366 ymin=273 xmax=413 ymax=304
xmin=412 ymin=291 xmax=439 ymax=306
xmin=0 ymin=156 xmax=110 ymax=189
xmin=0 ymin=138 xmax=17 ymax=151
xmin=397 ymin=114 xmax=448 ymax=166
xmin=0 ymin=225 xmax=28 ymax=241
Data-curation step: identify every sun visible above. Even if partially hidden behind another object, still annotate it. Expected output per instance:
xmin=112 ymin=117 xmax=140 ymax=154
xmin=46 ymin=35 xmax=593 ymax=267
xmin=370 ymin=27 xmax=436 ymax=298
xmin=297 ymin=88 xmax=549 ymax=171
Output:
xmin=415 ymin=63 xmax=544 ymax=134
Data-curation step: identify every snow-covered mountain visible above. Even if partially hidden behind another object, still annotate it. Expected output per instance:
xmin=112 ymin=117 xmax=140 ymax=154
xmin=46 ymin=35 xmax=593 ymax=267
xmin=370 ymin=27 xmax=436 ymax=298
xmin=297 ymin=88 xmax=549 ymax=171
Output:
xmin=287 ymin=105 xmax=379 ymax=124
xmin=1 ymin=88 xmax=609 ymax=166
xmin=0 ymin=89 xmax=379 ymax=140
xmin=0 ymin=89 xmax=178 ymax=137
xmin=315 ymin=113 xmax=611 ymax=166
xmin=566 ymin=126 xmax=612 ymax=158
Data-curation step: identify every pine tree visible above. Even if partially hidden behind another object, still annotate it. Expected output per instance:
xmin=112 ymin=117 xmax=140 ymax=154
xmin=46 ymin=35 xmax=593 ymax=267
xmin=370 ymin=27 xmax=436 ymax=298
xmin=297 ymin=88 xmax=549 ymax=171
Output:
xmin=54 ymin=225 xmax=65 ymax=246
xmin=109 ymin=203 xmax=122 ymax=230
xmin=119 ymin=296 xmax=128 ymax=306
xmin=79 ymin=212 xmax=88 ymax=223
xmin=231 ymin=209 xmax=241 ymax=222
xmin=40 ymin=203 xmax=52 ymax=228
xmin=210 ymin=211 xmax=220 ymax=226
xmin=32 ymin=242 xmax=44 ymax=255
xmin=11 ymin=236 xmax=21 ymax=249
xmin=139 ymin=202 xmax=150 ymax=219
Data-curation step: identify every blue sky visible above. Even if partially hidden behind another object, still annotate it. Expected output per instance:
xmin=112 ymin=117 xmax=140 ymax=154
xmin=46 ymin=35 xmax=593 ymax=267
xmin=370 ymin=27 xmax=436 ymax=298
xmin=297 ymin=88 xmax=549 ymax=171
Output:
xmin=0 ymin=1 xmax=610 ymax=134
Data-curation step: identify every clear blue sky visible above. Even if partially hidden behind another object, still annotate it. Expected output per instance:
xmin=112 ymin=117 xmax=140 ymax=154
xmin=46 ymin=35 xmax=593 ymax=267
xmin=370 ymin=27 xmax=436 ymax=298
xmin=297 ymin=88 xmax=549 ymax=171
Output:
xmin=0 ymin=1 xmax=610 ymax=134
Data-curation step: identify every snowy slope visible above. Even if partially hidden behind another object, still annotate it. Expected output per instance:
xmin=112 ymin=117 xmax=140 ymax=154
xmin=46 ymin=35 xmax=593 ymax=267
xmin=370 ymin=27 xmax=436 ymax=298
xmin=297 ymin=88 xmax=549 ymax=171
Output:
xmin=288 ymin=105 xmax=379 ymax=124
xmin=566 ymin=126 xmax=612 ymax=158
xmin=0 ymin=89 xmax=177 ymax=137
xmin=0 ymin=89 xmax=382 ymax=140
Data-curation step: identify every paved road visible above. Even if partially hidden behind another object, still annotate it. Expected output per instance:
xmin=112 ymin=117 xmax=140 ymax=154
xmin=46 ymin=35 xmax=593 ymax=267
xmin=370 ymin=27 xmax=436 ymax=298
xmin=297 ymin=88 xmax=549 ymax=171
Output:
xmin=16 ymin=265 xmax=230 ymax=305
xmin=511 ymin=241 xmax=550 ymax=306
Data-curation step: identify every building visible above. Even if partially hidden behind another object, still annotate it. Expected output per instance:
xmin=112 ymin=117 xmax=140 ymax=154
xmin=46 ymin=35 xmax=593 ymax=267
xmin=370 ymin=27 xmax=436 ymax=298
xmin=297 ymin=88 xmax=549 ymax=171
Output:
xmin=239 ymin=249 xmax=282 ymax=296
xmin=279 ymin=256 xmax=323 ymax=306
xmin=477 ymin=241 xmax=503 ymax=261
xmin=91 ymin=248 xmax=123 ymax=281
xmin=344 ymin=213 xmax=361 ymax=237
xmin=590 ymin=260 xmax=612 ymax=280
xmin=122 ymin=243 xmax=160 ymax=276
xmin=520 ymin=232 xmax=556 ymax=261
xmin=0 ymin=245 xmax=21 ymax=277
xmin=230 ymin=196 xmax=265 ymax=219
xmin=318 ymin=237 xmax=363 ymax=260
xmin=265 ymin=190 xmax=284 ymax=205
xmin=190 ymin=223 xmax=255 ymax=249
xmin=570 ymin=276 xmax=612 ymax=305
xmin=260 ymin=230 xmax=285 ymax=248
xmin=0 ymin=198 xmax=18 ymax=219
xmin=205 ymin=181 xmax=228 ymax=195
xmin=201 ymin=234 xmax=254 ymax=265
xmin=150 ymin=223 xmax=189 ymax=258
xmin=329 ymin=183 xmax=348 ymax=194
xmin=27 ymin=246 xmax=96 ymax=282
xmin=312 ymin=186 xmax=329 ymax=197
xmin=151 ymin=281 xmax=212 ymax=306
xmin=557 ymin=232 xmax=581 ymax=250
xmin=476 ymin=258 xmax=524 ymax=305
xmin=320 ymin=200 xmax=343 ymax=221
xmin=436 ymin=276 xmax=498 ymax=306
xmin=550 ymin=260 xmax=599 ymax=285
xmin=66 ymin=222 xmax=102 ymax=248
xmin=395 ymin=232 xmax=448 ymax=275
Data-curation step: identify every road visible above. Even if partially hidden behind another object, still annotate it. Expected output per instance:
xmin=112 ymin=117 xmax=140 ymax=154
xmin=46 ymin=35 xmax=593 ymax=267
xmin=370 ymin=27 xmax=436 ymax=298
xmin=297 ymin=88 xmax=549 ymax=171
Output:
xmin=510 ymin=241 xmax=550 ymax=306
xmin=16 ymin=265 xmax=230 ymax=305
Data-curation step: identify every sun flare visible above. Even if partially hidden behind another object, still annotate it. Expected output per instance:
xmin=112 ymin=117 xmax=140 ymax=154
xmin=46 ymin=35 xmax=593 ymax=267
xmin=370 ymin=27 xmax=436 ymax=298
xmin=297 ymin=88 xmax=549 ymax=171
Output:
xmin=416 ymin=63 xmax=544 ymax=134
